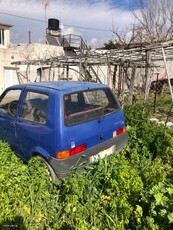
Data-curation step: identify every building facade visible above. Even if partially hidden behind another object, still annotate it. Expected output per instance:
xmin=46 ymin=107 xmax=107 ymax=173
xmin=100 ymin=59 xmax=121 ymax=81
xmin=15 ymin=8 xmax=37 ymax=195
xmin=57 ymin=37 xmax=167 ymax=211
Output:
xmin=0 ymin=22 xmax=64 ymax=94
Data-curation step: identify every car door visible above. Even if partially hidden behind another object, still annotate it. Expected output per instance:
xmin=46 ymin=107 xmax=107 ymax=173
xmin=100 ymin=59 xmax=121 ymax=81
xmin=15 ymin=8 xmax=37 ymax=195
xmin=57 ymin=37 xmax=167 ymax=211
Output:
xmin=0 ymin=88 xmax=22 ymax=147
xmin=15 ymin=89 xmax=51 ymax=161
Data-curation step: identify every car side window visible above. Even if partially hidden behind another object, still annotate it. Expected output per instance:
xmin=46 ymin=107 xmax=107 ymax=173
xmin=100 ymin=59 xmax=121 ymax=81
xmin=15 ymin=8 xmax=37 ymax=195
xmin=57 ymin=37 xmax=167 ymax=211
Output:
xmin=0 ymin=89 xmax=21 ymax=117
xmin=19 ymin=91 xmax=49 ymax=125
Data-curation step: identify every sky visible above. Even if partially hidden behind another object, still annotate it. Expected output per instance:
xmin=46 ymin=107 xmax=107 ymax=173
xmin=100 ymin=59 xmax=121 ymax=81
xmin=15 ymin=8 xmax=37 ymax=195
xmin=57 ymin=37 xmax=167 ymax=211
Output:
xmin=0 ymin=0 xmax=139 ymax=48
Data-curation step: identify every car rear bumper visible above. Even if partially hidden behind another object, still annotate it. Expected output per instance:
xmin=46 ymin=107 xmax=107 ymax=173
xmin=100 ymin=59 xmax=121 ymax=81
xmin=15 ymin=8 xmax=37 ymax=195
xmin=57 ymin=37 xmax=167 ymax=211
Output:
xmin=47 ymin=132 xmax=128 ymax=179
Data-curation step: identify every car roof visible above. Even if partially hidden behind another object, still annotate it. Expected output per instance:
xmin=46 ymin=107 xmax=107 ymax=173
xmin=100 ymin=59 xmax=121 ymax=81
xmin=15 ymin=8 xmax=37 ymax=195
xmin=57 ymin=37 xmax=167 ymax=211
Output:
xmin=10 ymin=81 xmax=108 ymax=93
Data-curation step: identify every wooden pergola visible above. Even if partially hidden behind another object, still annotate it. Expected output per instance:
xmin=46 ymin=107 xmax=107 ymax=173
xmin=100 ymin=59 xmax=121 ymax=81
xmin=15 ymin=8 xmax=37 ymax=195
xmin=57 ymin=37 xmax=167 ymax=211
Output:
xmin=12 ymin=42 xmax=173 ymax=104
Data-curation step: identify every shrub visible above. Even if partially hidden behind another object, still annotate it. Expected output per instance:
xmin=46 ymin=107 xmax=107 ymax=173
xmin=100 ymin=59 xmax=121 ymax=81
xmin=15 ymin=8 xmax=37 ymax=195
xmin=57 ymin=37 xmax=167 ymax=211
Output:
xmin=0 ymin=103 xmax=173 ymax=229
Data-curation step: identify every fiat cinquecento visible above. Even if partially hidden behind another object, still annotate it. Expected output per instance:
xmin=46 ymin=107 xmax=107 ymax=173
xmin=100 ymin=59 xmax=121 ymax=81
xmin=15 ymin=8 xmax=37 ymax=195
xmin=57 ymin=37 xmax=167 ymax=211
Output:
xmin=0 ymin=81 xmax=128 ymax=179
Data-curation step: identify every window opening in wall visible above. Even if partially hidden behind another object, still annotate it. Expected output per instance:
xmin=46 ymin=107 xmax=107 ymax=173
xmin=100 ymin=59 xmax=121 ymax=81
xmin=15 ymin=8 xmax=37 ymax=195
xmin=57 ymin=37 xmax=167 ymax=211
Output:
xmin=0 ymin=29 xmax=5 ymax=46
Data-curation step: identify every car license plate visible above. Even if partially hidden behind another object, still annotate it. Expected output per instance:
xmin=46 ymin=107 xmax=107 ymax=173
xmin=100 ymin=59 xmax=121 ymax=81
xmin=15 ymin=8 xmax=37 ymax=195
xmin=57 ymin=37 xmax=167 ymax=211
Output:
xmin=89 ymin=145 xmax=116 ymax=163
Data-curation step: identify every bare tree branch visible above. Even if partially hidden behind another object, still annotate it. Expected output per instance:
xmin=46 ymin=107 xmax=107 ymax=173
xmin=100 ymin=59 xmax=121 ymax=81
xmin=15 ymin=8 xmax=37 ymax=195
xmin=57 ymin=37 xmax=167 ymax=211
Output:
xmin=132 ymin=0 xmax=173 ymax=44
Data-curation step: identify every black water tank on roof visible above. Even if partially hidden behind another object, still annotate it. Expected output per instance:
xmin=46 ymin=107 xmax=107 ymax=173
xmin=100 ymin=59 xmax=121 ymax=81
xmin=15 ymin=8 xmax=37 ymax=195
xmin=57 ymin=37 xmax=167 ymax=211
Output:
xmin=48 ymin=18 xmax=59 ymax=30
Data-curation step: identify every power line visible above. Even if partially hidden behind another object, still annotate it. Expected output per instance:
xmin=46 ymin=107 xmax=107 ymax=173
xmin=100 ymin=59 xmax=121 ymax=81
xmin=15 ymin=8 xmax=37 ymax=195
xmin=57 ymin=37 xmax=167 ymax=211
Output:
xmin=65 ymin=23 xmax=112 ymax=32
xmin=0 ymin=11 xmax=113 ymax=33
xmin=0 ymin=12 xmax=44 ymax=22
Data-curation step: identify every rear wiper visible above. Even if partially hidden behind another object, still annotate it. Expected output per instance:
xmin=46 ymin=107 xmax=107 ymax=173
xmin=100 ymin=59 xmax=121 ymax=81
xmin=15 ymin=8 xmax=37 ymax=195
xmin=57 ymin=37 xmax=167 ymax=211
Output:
xmin=98 ymin=107 xmax=115 ymax=122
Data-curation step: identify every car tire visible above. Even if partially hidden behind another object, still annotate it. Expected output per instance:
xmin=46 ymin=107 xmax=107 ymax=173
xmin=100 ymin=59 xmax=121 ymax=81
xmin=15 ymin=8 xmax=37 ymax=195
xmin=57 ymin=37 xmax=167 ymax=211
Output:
xmin=39 ymin=157 xmax=58 ymax=181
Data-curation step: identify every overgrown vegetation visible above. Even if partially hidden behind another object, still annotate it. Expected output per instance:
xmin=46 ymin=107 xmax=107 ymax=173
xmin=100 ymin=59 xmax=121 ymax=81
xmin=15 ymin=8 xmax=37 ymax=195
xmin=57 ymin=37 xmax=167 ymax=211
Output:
xmin=1 ymin=103 xmax=173 ymax=229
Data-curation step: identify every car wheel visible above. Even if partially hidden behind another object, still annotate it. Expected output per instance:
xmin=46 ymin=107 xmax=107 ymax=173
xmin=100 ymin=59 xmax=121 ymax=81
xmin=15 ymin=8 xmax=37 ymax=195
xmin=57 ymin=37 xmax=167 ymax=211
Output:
xmin=39 ymin=157 xmax=58 ymax=181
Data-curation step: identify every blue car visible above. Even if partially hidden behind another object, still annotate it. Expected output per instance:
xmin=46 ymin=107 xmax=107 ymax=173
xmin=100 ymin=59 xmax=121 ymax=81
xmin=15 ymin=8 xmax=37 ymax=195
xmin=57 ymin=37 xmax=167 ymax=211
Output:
xmin=0 ymin=81 xmax=128 ymax=179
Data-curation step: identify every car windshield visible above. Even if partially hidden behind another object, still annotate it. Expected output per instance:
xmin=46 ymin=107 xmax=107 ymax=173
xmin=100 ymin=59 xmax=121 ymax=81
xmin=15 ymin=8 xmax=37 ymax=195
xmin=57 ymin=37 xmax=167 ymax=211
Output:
xmin=64 ymin=88 xmax=120 ymax=126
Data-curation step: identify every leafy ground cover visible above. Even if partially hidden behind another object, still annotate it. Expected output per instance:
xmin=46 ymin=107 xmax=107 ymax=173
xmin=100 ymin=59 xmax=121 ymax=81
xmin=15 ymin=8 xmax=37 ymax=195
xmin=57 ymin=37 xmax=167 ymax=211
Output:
xmin=1 ymin=103 xmax=173 ymax=229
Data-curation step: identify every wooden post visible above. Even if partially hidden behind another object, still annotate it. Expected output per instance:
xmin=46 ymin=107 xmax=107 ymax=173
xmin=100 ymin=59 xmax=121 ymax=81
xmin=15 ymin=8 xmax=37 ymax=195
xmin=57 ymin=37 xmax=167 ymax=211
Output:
xmin=118 ymin=64 xmax=122 ymax=97
xmin=153 ymin=73 xmax=159 ymax=113
xmin=127 ymin=66 xmax=136 ymax=105
xmin=144 ymin=50 xmax=151 ymax=101
xmin=162 ymin=47 xmax=173 ymax=102
xmin=112 ymin=65 xmax=117 ymax=92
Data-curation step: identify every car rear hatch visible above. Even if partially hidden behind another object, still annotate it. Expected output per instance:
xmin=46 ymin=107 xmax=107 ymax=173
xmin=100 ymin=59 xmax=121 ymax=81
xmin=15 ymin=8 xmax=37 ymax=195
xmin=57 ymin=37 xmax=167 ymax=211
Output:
xmin=56 ymin=87 xmax=127 ymax=160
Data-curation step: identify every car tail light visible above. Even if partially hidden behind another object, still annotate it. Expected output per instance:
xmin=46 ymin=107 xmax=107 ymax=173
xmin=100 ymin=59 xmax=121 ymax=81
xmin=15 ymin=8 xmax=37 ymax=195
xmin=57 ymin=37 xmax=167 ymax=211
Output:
xmin=56 ymin=144 xmax=87 ymax=159
xmin=113 ymin=127 xmax=126 ymax=137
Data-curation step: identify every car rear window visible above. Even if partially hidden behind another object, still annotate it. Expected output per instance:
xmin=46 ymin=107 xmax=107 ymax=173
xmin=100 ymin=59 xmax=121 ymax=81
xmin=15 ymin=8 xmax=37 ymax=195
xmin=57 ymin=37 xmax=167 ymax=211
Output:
xmin=64 ymin=88 xmax=120 ymax=126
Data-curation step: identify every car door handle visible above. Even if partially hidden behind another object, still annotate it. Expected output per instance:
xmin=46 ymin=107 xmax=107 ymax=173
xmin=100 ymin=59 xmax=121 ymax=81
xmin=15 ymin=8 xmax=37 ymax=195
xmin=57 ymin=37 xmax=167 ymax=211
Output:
xmin=10 ymin=121 xmax=16 ymax=126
